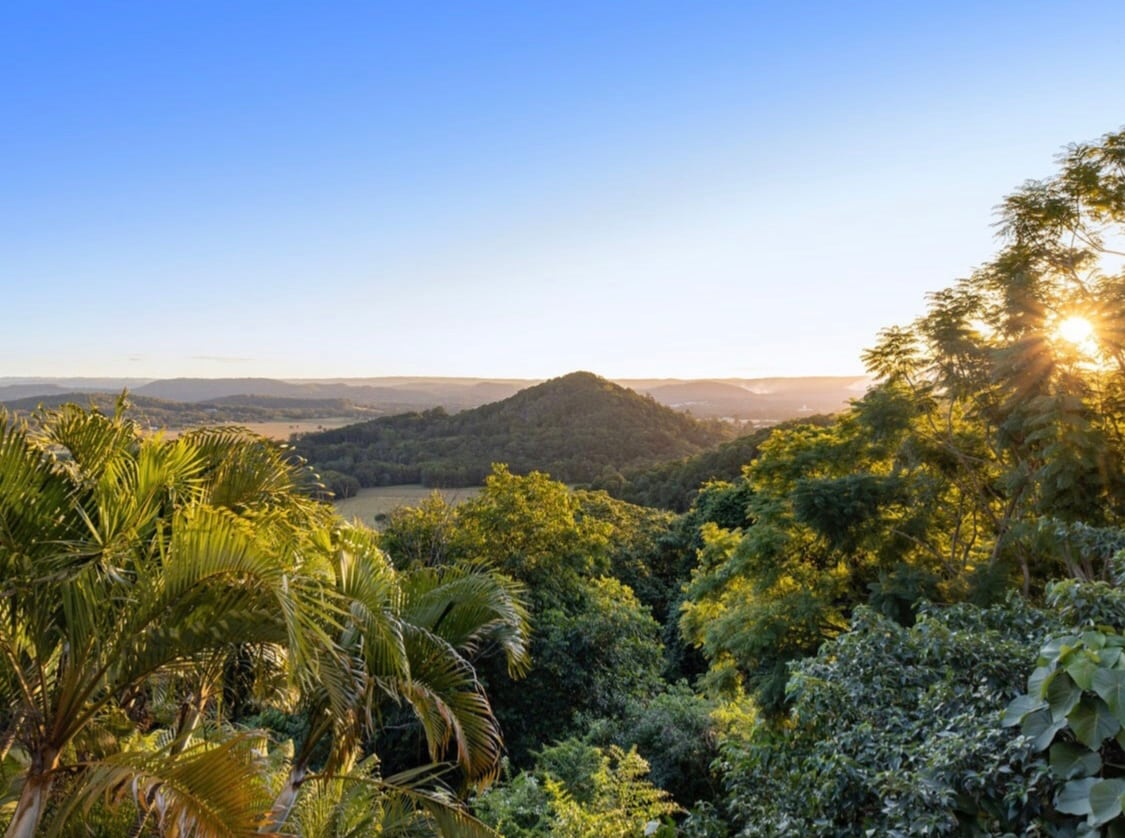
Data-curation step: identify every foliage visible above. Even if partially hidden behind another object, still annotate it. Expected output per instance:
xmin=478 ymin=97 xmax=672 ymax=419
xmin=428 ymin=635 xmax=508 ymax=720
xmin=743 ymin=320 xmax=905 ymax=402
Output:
xmin=376 ymin=467 xmax=670 ymax=768
xmin=452 ymin=465 xmax=614 ymax=607
xmin=681 ymin=127 xmax=1125 ymax=714
xmin=481 ymin=575 xmax=665 ymax=766
xmin=474 ymin=741 xmax=679 ymax=838
xmin=721 ymin=599 xmax=1064 ymax=835
xmin=1 ymin=390 xmax=377 ymax=432
xmin=602 ymin=682 xmax=721 ymax=808
xmin=598 ymin=416 xmax=832 ymax=512
xmin=379 ymin=490 xmax=461 ymax=569
xmin=294 ymin=372 xmax=732 ymax=489
xmin=0 ymin=402 xmax=524 ymax=836
xmin=861 ymin=128 xmax=1125 ymax=586
xmin=1002 ymin=565 xmax=1125 ymax=834
xmin=571 ymin=489 xmax=681 ymax=624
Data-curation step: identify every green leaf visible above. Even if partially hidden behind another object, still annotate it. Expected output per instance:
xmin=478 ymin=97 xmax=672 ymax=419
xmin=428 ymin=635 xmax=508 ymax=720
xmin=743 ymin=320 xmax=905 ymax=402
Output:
xmin=1021 ymin=707 xmax=1068 ymax=752
xmin=1003 ymin=693 xmax=1046 ymax=727
xmin=1089 ymin=778 xmax=1125 ymax=827
xmin=1042 ymin=636 xmax=1080 ymax=664
xmin=1083 ymin=631 xmax=1109 ymax=650
xmin=1047 ymin=672 xmax=1083 ymax=721
xmin=1068 ymin=654 xmax=1101 ymax=691
xmin=1100 ymin=647 xmax=1124 ymax=669
xmin=1029 ymin=665 xmax=1054 ymax=698
xmin=1093 ymin=669 xmax=1125 ymax=724
xmin=1069 ymin=696 xmax=1122 ymax=750
xmin=1058 ymin=777 xmax=1097 ymax=816
xmin=1049 ymin=741 xmax=1102 ymax=780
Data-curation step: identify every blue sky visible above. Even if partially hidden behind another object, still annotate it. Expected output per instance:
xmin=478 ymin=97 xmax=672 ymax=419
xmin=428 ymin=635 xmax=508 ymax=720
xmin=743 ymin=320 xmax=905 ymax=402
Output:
xmin=3 ymin=2 xmax=1124 ymax=379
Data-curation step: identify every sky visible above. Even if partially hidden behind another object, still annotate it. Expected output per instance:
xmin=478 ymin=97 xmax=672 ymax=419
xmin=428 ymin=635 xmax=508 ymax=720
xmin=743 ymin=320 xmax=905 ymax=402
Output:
xmin=3 ymin=1 xmax=1124 ymax=381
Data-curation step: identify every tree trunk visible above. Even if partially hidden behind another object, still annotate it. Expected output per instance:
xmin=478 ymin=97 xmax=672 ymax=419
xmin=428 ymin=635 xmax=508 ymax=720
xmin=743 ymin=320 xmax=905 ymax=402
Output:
xmin=260 ymin=763 xmax=308 ymax=834
xmin=6 ymin=746 xmax=58 ymax=838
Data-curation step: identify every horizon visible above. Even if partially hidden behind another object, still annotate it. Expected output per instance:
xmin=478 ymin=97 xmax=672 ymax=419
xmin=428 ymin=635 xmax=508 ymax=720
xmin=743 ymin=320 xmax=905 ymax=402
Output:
xmin=0 ymin=370 xmax=873 ymax=386
xmin=4 ymin=3 xmax=1124 ymax=380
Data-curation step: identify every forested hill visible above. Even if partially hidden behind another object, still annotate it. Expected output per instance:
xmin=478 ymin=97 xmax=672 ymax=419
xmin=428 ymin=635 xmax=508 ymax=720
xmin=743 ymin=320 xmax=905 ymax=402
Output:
xmin=594 ymin=413 xmax=836 ymax=511
xmin=294 ymin=371 xmax=735 ymax=488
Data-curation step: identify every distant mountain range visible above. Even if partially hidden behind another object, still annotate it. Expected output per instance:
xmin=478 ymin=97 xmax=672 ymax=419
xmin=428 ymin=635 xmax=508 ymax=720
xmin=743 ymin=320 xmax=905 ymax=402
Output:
xmin=0 ymin=374 xmax=869 ymax=422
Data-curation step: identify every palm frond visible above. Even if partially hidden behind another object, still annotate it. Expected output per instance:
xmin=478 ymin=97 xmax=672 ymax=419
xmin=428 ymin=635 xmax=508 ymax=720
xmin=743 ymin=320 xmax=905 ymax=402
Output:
xmin=46 ymin=735 xmax=275 ymax=838
xmin=399 ymin=563 xmax=530 ymax=678
xmin=395 ymin=625 xmax=503 ymax=785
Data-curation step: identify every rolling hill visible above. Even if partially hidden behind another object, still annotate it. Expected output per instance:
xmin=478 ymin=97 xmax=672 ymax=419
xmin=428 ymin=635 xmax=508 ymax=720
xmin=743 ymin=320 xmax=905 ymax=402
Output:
xmin=293 ymin=371 xmax=736 ymax=488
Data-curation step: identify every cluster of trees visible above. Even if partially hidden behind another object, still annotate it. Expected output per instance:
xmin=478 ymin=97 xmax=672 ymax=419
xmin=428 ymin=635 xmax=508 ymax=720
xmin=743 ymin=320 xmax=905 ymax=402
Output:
xmin=0 ymin=403 xmax=527 ymax=836
xmin=6 ymin=127 xmax=1125 ymax=836
xmin=592 ymin=416 xmax=834 ymax=512
xmin=672 ymin=127 xmax=1125 ymax=832
xmin=294 ymin=372 xmax=733 ymax=489
xmin=2 ymin=392 xmax=377 ymax=431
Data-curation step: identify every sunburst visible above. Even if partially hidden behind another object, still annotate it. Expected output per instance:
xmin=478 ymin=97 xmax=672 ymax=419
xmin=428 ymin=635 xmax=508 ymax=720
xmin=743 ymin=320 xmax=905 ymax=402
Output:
xmin=1055 ymin=315 xmax=1099 ymax=358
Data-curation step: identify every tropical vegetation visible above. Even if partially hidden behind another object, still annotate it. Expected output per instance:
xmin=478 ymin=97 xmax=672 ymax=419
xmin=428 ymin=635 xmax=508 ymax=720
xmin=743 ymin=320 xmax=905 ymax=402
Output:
xmin=0 ymin=402 xmax=526 ymax=835
xmin=5 ymin=126 xmax=1125 ymax=835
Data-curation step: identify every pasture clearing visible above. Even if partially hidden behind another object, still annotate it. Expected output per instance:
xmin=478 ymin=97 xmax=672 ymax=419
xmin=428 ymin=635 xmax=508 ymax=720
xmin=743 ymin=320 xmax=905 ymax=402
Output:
xmin=333 ymin=484 xmax=482 ymax=524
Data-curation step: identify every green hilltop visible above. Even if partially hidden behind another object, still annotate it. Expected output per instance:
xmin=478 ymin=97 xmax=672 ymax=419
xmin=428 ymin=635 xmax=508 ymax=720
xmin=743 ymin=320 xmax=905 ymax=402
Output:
xmin=294 ymin=371 xmax=735 ymax=489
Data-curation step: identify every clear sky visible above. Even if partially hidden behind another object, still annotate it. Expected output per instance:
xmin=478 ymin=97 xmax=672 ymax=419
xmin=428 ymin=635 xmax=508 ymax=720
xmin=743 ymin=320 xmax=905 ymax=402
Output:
xmin=3 ymin=1 xmax=1124 ymax=380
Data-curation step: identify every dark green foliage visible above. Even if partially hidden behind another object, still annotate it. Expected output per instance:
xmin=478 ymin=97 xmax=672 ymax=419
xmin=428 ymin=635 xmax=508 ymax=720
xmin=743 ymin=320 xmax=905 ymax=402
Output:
xmin=378 ymin=468 xmax=673 ymax=769
xmin=722 ymin=600 xmax=1064 ymax=835
xmin=791 ymin=473 xmax=906 ymax=553
xmin=1001 ymin=567 xmax=1125 ymax=832
xmin=599 ymin=416 xmax=832 ymax=511
xmin=607 ymin=683 xmax=721 ymax=808
xmin=576 ymin=489 xmax=683 ymax=624
xmin=482 ymin=575 xmax=666 ymax=766
xmin=294 ymin=372 xmax=733 ymax=489
xmin=683 ymin=479 xmax=756 ymax=536
xmin=318 ymin=468 xmax=360 ymax=499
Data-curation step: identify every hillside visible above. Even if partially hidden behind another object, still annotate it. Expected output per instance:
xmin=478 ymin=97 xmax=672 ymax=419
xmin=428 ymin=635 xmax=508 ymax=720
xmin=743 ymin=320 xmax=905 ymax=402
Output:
xmin=1 ymin=392 xmax=377 ymax=429
xmin=294 ymin=371 xmax=735 ymax=488
xmin=593 ymin=413 xmax=836 ymax=511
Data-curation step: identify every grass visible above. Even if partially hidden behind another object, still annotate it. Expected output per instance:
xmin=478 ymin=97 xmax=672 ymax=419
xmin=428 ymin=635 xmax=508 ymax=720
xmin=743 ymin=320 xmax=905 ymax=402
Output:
xmin=333 ymin=484 xmax=482 ymax=524
xmin=159 ymin=417 xmax=360 ymax=440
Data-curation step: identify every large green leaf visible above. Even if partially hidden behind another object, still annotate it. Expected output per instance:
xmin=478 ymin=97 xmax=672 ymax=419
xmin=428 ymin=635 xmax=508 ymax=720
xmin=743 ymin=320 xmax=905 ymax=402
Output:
xmin=1057 ymin=777 xmax=1097 ymax=816
xmin=1050 ymin=742 xmax=1102 ymax=780
xmin=1100 ymin=647 xmax=1125 ymax=670
xmin=1003 ymin=693 xmax=1045 ymax=726
xmin=1021 ymin=707 xmax=1069 ymax=752
xmin=1047 ymin=672 xmax=1083 ymax=721
xmin=1093 ymin=669 xmax=1125 ymax=724
xmin=1090 ymin=778 xmax=1125 ymax=827
xmin=1082 ymin=631 xmax=1109 ymax=650
xmin=1068 ymin=654 xmax=1101 ymax=691
xmin=1028 ymin=664 xmax=1055 ymax=698
xmin=1069 ymin=696 xmax=1122 ymax=750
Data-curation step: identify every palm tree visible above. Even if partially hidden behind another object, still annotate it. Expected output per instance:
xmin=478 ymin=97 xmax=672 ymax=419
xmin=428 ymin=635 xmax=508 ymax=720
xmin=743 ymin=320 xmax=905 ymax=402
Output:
xmin=0 ymin=403 xmax=527 ymax=836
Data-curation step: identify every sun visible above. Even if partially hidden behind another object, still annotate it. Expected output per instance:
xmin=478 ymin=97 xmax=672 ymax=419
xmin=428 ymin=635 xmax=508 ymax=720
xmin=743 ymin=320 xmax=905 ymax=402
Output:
xmin=1057 ymin=315 xmax=1095 ymax=345
xmin=1055 ymin=315 xmax=1100 ymax=358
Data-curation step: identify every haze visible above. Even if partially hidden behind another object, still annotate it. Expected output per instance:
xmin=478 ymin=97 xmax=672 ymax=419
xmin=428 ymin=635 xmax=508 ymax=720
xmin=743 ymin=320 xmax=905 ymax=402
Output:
xmin=4 ymin=2 xmax=1123 ymax=380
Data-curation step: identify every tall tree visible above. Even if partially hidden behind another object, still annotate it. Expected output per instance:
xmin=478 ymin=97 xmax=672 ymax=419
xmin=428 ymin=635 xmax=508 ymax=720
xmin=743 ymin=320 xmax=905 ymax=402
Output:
xmin=0 ymin=404 xmax=526 ymax=836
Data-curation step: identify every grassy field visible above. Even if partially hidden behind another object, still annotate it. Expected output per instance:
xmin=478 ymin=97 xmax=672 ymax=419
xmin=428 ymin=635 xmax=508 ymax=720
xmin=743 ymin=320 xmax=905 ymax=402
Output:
xmin=156 ymin=417 xmax=360 ymax=440
xmin=225 ymin=417 xmax=359 ymax=440
xmin=333 ymin=484 xmax=482 ymax=524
